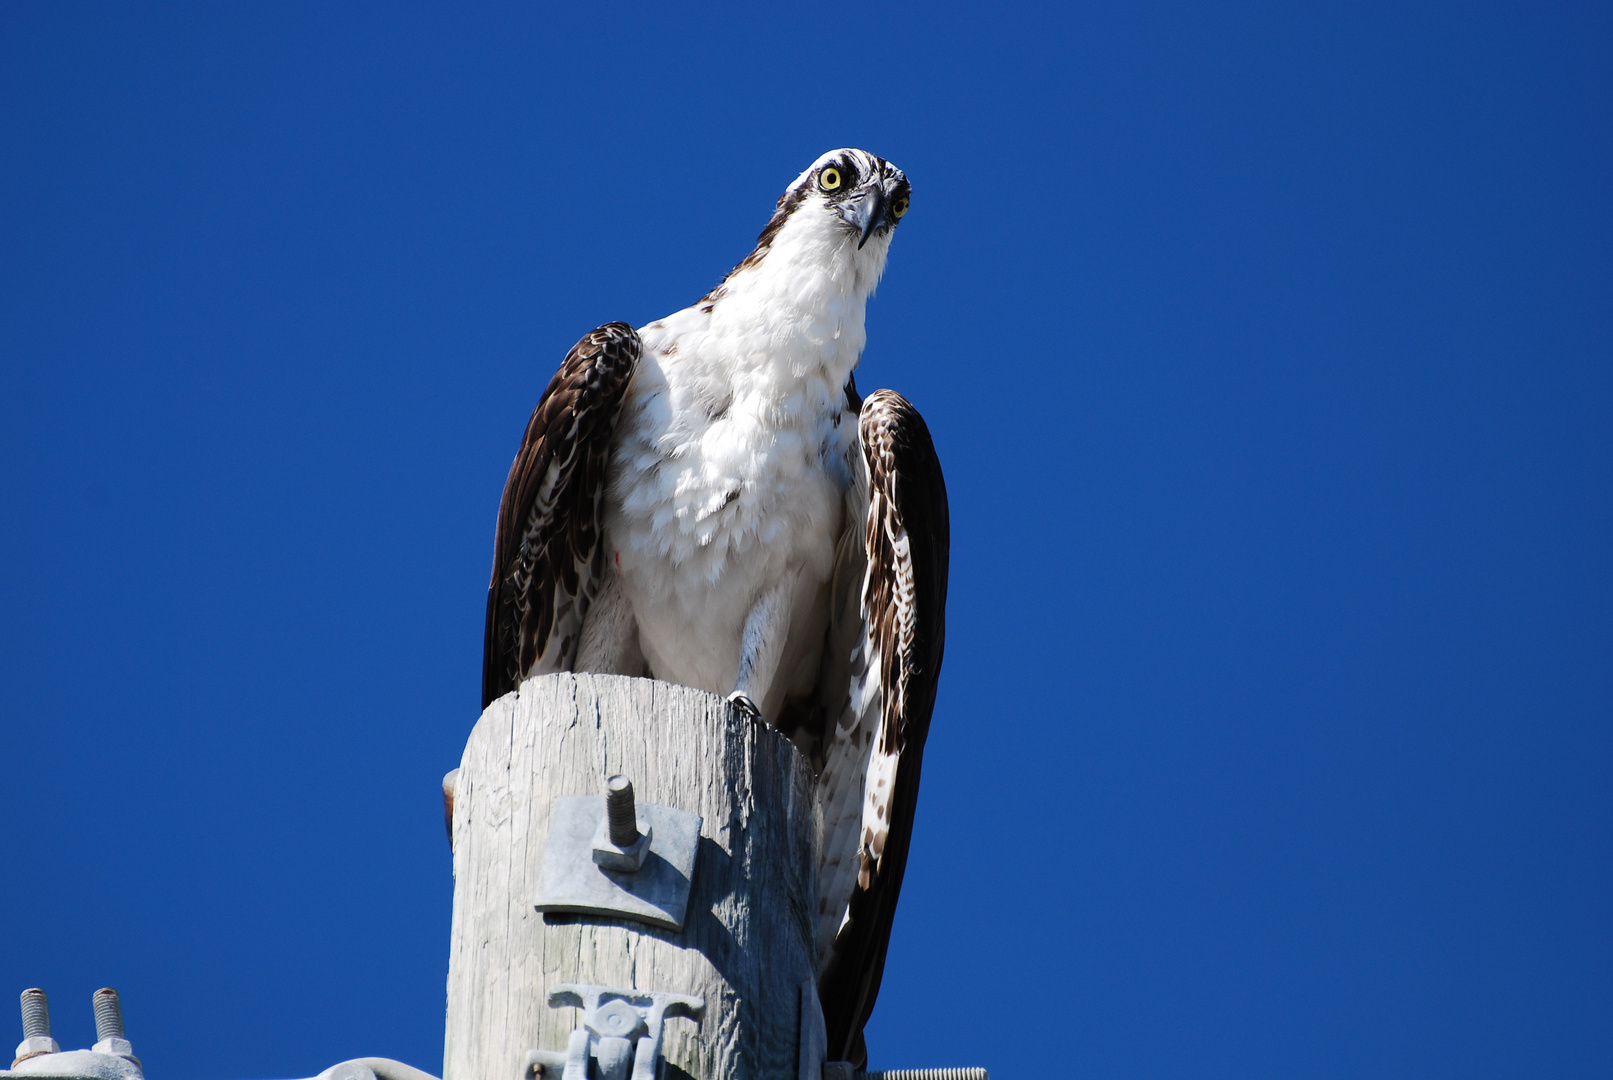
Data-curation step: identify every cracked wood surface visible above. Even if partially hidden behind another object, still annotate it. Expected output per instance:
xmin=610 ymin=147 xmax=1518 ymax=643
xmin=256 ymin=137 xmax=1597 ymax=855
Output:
xmin=444 ymin=673 xmax=818 ymax=1080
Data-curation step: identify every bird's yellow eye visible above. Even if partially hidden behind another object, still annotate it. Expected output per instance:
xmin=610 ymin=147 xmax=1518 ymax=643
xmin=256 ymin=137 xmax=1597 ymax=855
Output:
xmin=891 ymin=194 xmax=909 ymax=219
xmin=819 ymin=167 xmax=842 ymax=191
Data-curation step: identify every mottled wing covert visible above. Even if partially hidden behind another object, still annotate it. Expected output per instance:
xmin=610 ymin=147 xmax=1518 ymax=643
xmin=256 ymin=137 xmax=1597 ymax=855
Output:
xmin=482 ymin=322 xmax=640 ymax=708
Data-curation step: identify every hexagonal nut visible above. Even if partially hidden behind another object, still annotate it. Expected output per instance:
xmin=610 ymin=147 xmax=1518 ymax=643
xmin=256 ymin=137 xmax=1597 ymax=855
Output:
xmin=13 ymin=1035 xmax=61 ymax=1065
xmin=93 ymin=1037 xmax=138 ymax=1060
xmin=591 ymin=817 xmax=652 ymax=872
xmin=588 ymin=998 xmax=647 ymax=1041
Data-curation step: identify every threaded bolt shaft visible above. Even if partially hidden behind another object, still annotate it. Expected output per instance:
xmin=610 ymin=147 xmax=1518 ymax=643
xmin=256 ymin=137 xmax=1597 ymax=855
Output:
xmin=19 ymin=989 xmax=50 ymax=1040
xmin=92 ymin=989 xmax=124 ymax=1043
xmin=605 ymin=774 xmax=638 ymax=846
xmin=861 ymin=1070 xmax=990 ymax=1080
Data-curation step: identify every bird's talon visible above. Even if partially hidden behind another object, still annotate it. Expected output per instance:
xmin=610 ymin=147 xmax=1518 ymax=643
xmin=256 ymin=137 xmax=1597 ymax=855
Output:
xmin=727 ymin=692 xmax=762 ymax=720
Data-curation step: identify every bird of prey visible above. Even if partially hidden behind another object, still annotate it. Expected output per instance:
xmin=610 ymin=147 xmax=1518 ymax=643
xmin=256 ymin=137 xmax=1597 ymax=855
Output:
xmin=482 ymin=149 xmax=948 ymax=1066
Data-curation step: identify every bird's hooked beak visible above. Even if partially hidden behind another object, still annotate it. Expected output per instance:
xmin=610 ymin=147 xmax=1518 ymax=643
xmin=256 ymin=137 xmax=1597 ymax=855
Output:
xmin=841 ymin=185 xmax=888 ymax=250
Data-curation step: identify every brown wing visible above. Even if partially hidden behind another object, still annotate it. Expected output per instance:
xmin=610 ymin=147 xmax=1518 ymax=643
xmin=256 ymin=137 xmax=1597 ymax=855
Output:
xmin=482 ymin=322 xmax=640 ymax=709
xmin=816 ymin=388 xmax=950 ymax=1066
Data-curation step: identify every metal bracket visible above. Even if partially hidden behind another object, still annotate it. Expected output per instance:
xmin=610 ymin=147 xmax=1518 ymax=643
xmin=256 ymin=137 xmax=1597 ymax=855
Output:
xmin=524 ymin=983 xmax=703 ymax=1080
xmin=1 ymin=1050 xmax=143 ymax=1080
xmin=4 ymin=989 xmax=141 ymax=1080
xmin=534 ymin=783 xmax=702 ymax=931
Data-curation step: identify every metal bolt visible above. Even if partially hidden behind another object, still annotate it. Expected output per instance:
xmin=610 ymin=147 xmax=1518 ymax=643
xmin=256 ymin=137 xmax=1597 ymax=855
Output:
xmin=89 ymin=987 xmax=138 ymax=1064
xmin=604 ymin=775 xmax=638 ymax=847
xmin=19 ymin=990 xmax=49 ymax=1041
xmin=858 ymin=1071 xmax=990 ymax=1080
xmin=93 ymin=989 xmax=124 ymax=1043
xmin=14 ymin=988 xmax=60 ymax=1066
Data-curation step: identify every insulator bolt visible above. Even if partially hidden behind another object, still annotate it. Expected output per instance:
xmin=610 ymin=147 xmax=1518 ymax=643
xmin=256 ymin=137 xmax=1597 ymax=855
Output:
xmin=90 ymin=988 xmax=138 ymax=1064
xmin=14 ymin=988 xmax=60 ymax=1067
xmin=19 ymin=990 xmax=49 ymax=1041
xmin=93 ymin=988 xmax=124 ymax=1042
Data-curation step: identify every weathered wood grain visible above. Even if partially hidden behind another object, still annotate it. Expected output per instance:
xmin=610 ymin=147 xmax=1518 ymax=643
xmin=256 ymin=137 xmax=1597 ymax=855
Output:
xmin=444 ymin=673 xmax=819 ymax=1080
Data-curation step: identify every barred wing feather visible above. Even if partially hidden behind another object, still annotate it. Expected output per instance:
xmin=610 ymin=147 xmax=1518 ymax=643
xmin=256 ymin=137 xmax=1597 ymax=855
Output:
xmin=482 ymin=322 xmax=640 ymax=708
xmin=816 ymin=388 xmax=949 ymax=1066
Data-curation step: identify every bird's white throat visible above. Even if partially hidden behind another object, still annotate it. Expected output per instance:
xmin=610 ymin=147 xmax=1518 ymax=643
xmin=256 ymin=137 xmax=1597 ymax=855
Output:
xmin=664 ymin=197 xmax=891 ymax=389
xmin=605 ymin=197 xmax=893 ymax=705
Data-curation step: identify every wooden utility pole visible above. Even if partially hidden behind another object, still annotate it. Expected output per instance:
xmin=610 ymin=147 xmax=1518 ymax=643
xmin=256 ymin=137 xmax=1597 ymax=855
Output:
xmin=443 ymin=673 xmax=822 ymax=1080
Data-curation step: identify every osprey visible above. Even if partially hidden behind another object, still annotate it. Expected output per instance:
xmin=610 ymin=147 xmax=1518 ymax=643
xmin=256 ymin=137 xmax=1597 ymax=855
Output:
xmin=482 ymin=149 xmax=948 ymax=1066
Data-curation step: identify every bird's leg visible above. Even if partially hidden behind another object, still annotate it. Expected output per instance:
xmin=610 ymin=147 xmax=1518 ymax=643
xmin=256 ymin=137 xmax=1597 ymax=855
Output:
xmin=575 ymin=558 xmax=646 ymax=675
xmin=729 ymin=582 xmax=793 ymax=722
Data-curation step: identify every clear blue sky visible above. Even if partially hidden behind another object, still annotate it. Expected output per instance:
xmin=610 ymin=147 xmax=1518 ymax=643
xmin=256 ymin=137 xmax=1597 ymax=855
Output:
xmin=3 ymin=3 xmax=1608 ymax=1078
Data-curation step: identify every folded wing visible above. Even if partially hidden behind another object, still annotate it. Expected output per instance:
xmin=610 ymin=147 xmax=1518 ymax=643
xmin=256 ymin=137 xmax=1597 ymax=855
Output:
xmin=816 ymin=388 xmax=950 ymax=1065
xmin=482 ymin=322 xmax=640 ymax=708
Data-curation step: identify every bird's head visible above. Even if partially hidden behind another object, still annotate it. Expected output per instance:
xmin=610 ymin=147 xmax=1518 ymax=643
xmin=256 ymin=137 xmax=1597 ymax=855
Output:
xmin=788 ymin=148 xmax=910 ymax=252
xmin=725 ymin=149 xmax=910 ymax=289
